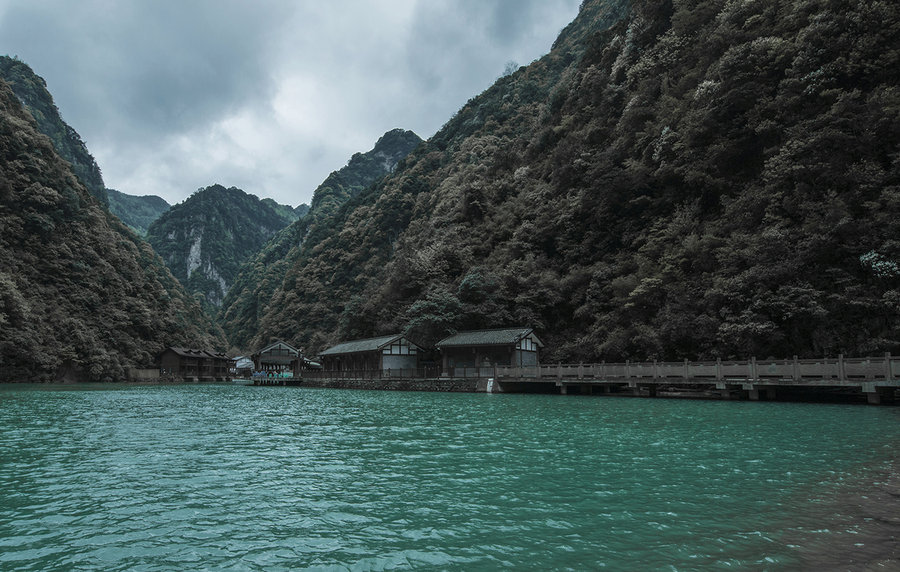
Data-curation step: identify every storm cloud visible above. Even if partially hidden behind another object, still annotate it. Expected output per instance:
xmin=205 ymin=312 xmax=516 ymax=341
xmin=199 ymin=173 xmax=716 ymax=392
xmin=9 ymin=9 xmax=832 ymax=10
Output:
xmin=0 ymin=0 xmax=580 ymax=206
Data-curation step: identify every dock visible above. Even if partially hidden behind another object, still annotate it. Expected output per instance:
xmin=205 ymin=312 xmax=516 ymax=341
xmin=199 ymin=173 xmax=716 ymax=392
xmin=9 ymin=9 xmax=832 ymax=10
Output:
xmin=251 ymin=375 xmax=303 ymax=386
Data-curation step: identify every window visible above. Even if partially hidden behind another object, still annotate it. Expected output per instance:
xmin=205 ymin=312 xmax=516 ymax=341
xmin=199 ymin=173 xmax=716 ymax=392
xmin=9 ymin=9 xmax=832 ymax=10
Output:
xmin=383 ymin=339 xmax=418 ymax=355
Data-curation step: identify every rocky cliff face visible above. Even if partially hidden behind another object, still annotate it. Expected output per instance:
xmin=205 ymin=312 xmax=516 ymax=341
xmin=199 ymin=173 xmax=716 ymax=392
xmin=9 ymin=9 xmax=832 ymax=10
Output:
xmin=145 ymin=185 xmax=300 ymax=310
xmin=0 ymin=79 xmax=224 ymax=382
xmin=236 ymin=0 xmax=900 ymax=361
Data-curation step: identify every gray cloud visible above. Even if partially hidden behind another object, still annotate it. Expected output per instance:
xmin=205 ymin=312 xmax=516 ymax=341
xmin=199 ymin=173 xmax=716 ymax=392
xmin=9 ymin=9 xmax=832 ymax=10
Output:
xmin=0 ymin=0 xmax=579 ymax=206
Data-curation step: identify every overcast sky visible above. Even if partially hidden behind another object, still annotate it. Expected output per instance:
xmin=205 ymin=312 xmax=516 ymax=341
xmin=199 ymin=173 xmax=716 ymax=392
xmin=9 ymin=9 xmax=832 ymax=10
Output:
xmin=0 ymin=0 xmax=580 ymax=207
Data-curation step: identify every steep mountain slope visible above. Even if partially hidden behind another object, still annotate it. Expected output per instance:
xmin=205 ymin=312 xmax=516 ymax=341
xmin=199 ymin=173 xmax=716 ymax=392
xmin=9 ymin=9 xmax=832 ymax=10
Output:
xmin=106 ymin=188 xmax=170 ymax=235
xmin=248 ymin=0 xmax=900 ymax=361
xmin=0 ymin=56 xmax=108 ymax=207
xmin=220 ymin=128 xmax=422 ymax=350
xmin=145 ymin=185 xmax=300 ymax=309
xmin=0 ymin=79 xmax=224 ymax=382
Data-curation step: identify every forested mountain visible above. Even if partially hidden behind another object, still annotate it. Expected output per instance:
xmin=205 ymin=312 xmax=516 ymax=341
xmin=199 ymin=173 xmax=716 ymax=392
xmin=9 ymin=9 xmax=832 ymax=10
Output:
xmin=0 ymin=56 xmax=108 ymax=207
xmin=0 ymin=79 xmax=223 ymax=382
xmin=220 ymin=128 xmax=423 ymax=350
xmin=145 ymin=185 xmax=302 ymax=310
xmin=105 ymin=188 xmax=170 ymax=235
xmin=262 ymin=198 xmax=309 ymax=225
xmin=238 ymin=0 xmax=899 ymax=361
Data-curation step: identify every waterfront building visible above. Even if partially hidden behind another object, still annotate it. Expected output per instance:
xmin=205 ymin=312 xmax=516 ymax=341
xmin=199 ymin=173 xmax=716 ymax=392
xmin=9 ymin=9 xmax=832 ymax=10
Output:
xmin=435 ymin=328 xmax=543 ymax=376
xmin=319 ymin=334 xmax=422 ymax=374
xmin=232 ymin=356 xmax=254 ymax=377
xmin=158 ymin=347 xmax=233 ymax=381
xmin=251 ymin=340 xmax=302 ymax=378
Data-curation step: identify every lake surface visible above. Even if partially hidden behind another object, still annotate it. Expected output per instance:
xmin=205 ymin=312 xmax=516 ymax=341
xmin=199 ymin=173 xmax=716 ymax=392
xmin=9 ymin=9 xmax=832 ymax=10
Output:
xmin=1 ymin=384 xmax=897 ymax=570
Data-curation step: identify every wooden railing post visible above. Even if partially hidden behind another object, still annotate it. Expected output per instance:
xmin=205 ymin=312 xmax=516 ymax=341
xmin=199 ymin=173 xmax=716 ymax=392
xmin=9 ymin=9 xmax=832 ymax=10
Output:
xmin=750 ymin=357 xmax=758 ymax=381
xmin=885 ymin=352 xmax=892 ymax=380
xmin=684 ymin=358 xmax=689 ymax=379
xmin=716 ymin=358 xmax=722 ymax=381
xmin=838 ymin=354 xmax=846 ymax=381
xmin=626 ymin=360 xmax=631 ymax=379
xmin=792 ymin=356 xmax=799 ymax=381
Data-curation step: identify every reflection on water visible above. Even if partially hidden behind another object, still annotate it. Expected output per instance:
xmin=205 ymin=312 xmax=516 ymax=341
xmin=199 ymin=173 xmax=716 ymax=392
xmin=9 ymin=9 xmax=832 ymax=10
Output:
xmin=785 ymin=457 xmax=899 ymax=569
xmin=0 ymin=384 xmax=897 ymax=570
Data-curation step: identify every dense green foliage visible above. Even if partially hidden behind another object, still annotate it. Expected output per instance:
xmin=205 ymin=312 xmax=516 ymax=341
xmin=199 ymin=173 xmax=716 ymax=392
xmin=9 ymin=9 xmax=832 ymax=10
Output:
xmin=146 ymin=185 xmax=300 ymax=311
xmin=0 ymin=80 xmax=224 ymax=382
xmin=236 ymin=0 xmax=899 ymax=361
xmin=0 ymin=56 xmax=108 ymax=207
xmin=261 ymin=197 xmax=307 ymax=226
xmin=220 ymin=128 xmax=423 ymax=350
xmin=105 ymin=188 xmax=170 ymax=235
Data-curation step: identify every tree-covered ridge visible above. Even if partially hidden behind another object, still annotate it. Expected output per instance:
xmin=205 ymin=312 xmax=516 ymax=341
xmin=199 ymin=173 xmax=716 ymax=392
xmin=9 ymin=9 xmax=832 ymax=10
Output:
xmin=219 ymin=128 xmax=422 ymax=351
xmin=0 ymin=79 xmax=223 ymax=382
xmin=308 ymin=129 xmax=424 ymax=218
xmin=0 ymin=55 xmax=108 ymax=207
xmin=105 ymin=188 xmax=170 ymax=235
xmin=145 ymin=184 xmax=301 ymax=311
xmin=249 ymin=0 xmax=899 ymax=361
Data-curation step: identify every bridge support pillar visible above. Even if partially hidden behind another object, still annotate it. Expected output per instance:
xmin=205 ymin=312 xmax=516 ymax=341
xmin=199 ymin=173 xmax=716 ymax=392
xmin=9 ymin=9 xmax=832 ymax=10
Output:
xmin=865 ymin=386 xmax=894 ymax=405
xmin=716 ymin=382 xmax=732 ymax=400
xmin=559 ymin=384 xmax=568 ymax=395
xmin=581 ymin=384 xmax=593 ymax=395
xmin=645 ymin=385 xmax=657 ymax=398
xmin=745 ymin=386 xmax=775 ymax=401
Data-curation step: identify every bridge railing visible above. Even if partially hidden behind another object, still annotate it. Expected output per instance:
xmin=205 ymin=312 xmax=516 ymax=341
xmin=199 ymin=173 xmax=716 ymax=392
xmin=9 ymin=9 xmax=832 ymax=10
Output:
xmin=490 ymin=354 xmax=898 ymax=382
xmin=297 ymin=356 xmax=898 ymax=383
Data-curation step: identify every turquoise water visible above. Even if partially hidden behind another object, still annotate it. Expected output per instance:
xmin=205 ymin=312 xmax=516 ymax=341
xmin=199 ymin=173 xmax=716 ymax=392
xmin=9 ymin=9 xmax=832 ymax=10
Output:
xmin=0 ymin=384 xmax=897 ymax=570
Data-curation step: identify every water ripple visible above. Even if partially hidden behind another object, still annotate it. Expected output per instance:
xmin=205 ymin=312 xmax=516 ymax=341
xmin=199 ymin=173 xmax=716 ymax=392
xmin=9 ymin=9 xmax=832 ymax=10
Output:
xmin=1 ymin=384 xmax=897 ymax=570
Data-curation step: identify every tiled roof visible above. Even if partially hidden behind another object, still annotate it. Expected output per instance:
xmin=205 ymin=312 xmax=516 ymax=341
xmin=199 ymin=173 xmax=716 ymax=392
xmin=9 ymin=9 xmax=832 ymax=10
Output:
xmin=320 ymin=334 xmax=411 ymax=356
xmin=435 ymin=328 xmax=542 ymax=348
xmin=256 ymin=340 xmax=300 ymax=355
xmin=166 ymin=347 xmax=230 ymax=359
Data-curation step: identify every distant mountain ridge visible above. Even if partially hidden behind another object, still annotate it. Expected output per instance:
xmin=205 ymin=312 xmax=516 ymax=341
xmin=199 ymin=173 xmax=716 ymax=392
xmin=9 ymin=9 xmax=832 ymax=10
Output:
xmin=145 ymin=185 xmax=302 ymax=310
xmin=0 ymin=55 xmax=108 ymax=207
xmin=220 ymin=128 xmax=423 ymax=350
xmin=0 ymin=78 xmax=223 ymax=382
xmin=105 ymin=188 xmax=170 ymax=235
